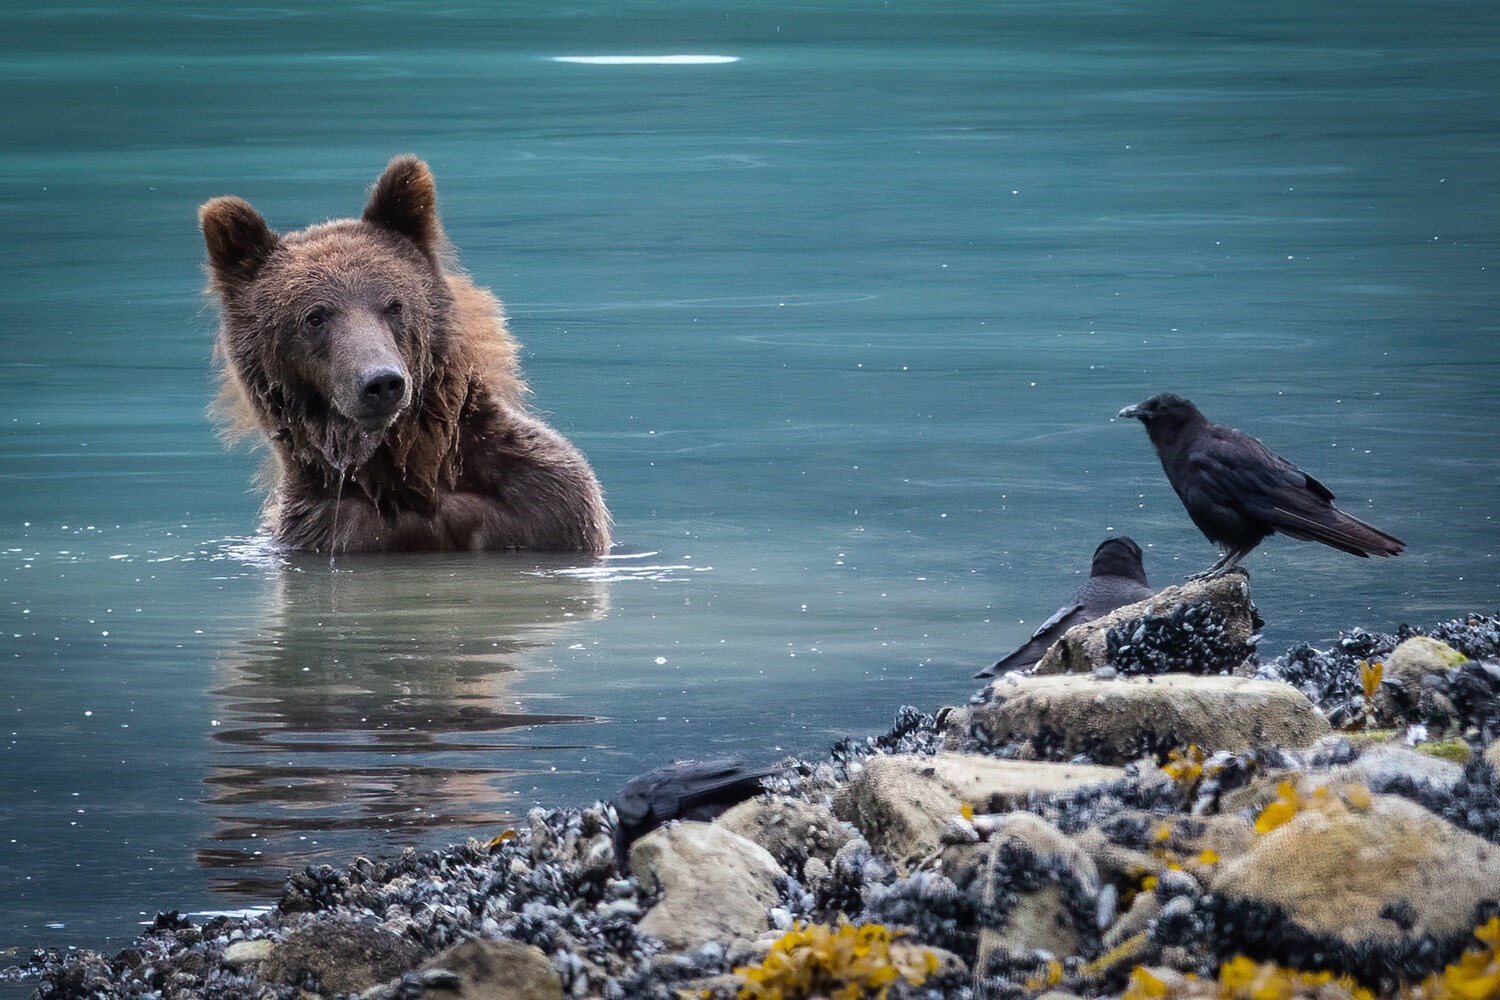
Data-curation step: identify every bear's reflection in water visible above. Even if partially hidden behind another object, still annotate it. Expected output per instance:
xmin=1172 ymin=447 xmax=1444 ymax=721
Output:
xmin=202 ymin=552 xmax=608 ymax=895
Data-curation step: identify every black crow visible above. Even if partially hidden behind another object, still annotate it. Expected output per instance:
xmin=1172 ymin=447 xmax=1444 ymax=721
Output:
xmin=976 ymin=537 xmax=1153 ymax=678
xmin=1117 ymin=393 xmax=1405 ymax=579
xmin=610 ymin=757 xmax=775 ymax=856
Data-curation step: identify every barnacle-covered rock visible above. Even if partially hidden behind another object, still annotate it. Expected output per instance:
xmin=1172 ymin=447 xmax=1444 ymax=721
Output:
xmin=1386 ymin=636 xmax=1470 ymax=686
xmin=947 ymin=674 xmax=1327 ymax=764
xmin=857 ymin=868 xmax=979 ymax=957
xmin=1034 ymin=573 xmax=1259 ymax=676
xmin=834 ymin=752 xmax=1123 ymax=861
xmin=972 ymin=814 xmax=1102 ymax=980
xmin=630 ymin=821 xmax=785 ymax=953
xmin=27 ymin=609 xmax=1500 ymax=1000
xmin=408 ymin=938 xmax=565 ymax=1000
xmin=1374 ymin=636 xmax=1470 ymax=725
xmin=260 ymin=917 xmax=422 ymax=994
xmin=1207 ymin=790 xmax=1500 ymax=985
xmin=1105 ymin=889 xmax=1161 ymax=950
xmin=1328 ymin=742 xmax=1465 ymax=794
xmin=715 ymin=795 xmax=854 ymax=872
xmin=1357 ymin=757 xmax=1500 ymax=847
xmin=1071 ymin=825 xmax=1165 ymax=885
xmin=1163 ymin=813 xmax=1258 ymax=870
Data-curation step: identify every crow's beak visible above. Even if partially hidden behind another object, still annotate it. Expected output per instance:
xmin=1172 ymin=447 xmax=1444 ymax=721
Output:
xmin=1117 ymin=403 xmax=1145 ymax=420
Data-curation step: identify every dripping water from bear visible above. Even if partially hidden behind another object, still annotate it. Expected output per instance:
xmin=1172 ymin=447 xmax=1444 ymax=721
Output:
xmin=328 ymin=467 xmax=349 ymax=614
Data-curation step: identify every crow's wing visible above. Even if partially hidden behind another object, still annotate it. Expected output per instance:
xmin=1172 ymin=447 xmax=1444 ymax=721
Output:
xmin=613 ymin=758 xmax=771 ymax=830
xmin=653 ymin=759 xmax=770 ymax=815
xmin=976 ymin=602 xmax=1085 ymax=678
xmin=1034 ymin=601 xmax=1085 ymax=638
xmin=1184 ymin=427 xmax=1307 ymax=507
xmin=1186 ymin=427 xmax=1401 ymax=556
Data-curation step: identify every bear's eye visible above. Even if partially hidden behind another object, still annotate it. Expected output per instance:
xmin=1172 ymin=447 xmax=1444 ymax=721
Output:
xmin=304 ymin=308 xmax=330 ymax=330
xmin=384 ymin=299 xmax=404 ymax=318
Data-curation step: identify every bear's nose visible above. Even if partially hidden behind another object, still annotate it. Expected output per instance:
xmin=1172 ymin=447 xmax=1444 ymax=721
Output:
xmin=361 ymin=368 xmax=408 ymax=410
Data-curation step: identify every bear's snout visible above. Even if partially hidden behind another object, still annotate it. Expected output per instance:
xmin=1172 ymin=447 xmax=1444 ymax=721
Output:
xmin=361 ymin=367 xmax=408 ymax=413
xmin=350 ymin=362 xmax=411 ymax=428
xmin=322 ymin=308 xmax=414 ymax=431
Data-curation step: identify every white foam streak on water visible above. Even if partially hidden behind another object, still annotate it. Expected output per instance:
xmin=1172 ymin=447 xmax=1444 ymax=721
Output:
xmin=552 ymin=55 xmax=738 ymax=65
xmin=539 ymin=562 xmax=712 ymax=583
xmin=212 ymin=536 xmax=288 ymax=570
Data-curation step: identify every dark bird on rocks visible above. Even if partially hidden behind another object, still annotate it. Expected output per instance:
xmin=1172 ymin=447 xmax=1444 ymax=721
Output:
xmin=1117 ymin=393 xmax=1405 ymax=580
xmin=976 ymin=536 xmax=1154 ymax=679
xmin=610 ymin=757 xmax=775 ymax=856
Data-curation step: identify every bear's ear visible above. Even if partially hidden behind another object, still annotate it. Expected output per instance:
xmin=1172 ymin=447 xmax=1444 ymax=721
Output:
xmin=200 ymin=197 xmax=278 ymax=289
xmin=363 ymin=155 xmax=442 ymax=255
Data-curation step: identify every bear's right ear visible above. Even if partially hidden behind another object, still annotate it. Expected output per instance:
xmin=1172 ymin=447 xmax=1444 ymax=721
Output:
xmin=363 ymin=156 xmax=442 ymax=255
xmin=199 ymin=197 xmax=278 ymax=290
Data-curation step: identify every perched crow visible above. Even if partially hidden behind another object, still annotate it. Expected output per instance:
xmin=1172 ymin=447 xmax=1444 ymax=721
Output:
xmin=610 ymin=758 xmax=775 ymax=856
xmin=976 ymin=537 xmax=1154 ymax=679
xmin=1117 ymin=393 xmax=1405 ymax=579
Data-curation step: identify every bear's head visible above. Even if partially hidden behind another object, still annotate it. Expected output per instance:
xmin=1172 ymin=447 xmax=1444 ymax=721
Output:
xmin=200 ymin=156 xmax=455 ymax=476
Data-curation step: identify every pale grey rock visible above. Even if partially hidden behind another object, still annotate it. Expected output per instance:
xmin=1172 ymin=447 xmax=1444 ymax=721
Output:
xmin=947 ymin=673 xmax=1328 ymax=764
xmin=1333 ymin=742 xmax=1465 ymax=792
xmin=221 ymin=939 xmax=272 ymax=967
xmin=834 ymin=753 xmax=1123 ymax=861
xmin=412 ymin=940 xmax=565 ymax=1000
xmin=631 ymin=821 xmax=785 ymax=952
xmin=1212 ymin=792 xmax=1500 ymax=946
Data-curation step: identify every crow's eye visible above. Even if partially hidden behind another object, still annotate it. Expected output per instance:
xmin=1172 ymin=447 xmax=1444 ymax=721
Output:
xmin=384 ymin=299 xmax=404 ymax=317
xmin=305 ymin=308 xmax=330 ymax=330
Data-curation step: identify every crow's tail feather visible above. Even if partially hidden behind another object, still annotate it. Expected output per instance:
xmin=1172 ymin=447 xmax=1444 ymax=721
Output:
xmin=1271 ymin=503 xmax=1405 ymax=558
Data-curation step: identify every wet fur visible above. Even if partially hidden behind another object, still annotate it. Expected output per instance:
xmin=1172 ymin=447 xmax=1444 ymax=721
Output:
xmin=202 ymin=157 xmax=610 ymax=554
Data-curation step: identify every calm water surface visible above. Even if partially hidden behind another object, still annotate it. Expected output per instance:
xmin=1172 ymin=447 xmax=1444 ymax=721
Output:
xmin=2 ymin=0 xmax=1498 ymax=965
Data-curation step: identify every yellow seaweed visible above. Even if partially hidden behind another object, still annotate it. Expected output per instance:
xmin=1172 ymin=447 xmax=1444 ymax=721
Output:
xmin=735 ymin=921 xmax=938 ymax=1000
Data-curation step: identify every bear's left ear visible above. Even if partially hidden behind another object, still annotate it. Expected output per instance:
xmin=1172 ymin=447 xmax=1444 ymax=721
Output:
xmin=363 ymin=155 xmax=443 ymax=255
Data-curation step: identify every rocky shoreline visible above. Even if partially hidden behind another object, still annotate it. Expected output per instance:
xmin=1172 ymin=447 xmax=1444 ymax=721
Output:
xmin=8 ymin=575 xmax=1500 ymax=1000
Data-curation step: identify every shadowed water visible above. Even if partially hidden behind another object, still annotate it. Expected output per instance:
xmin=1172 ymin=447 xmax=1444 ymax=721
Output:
xmin=2 ymin=0 xmax=1498 ymax=966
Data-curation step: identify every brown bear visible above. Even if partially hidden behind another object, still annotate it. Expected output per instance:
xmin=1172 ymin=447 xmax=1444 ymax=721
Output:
xmin=199 ymin=156 xmax=611 ymax=554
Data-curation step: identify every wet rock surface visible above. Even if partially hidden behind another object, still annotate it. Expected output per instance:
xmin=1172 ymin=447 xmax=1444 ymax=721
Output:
xmin=11 ymin=598 xmax=1500 ymax=1000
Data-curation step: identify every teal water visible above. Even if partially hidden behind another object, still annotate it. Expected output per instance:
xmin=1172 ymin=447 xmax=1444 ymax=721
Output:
xmin=2 ymin=0 xmax=1498 ymax=965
